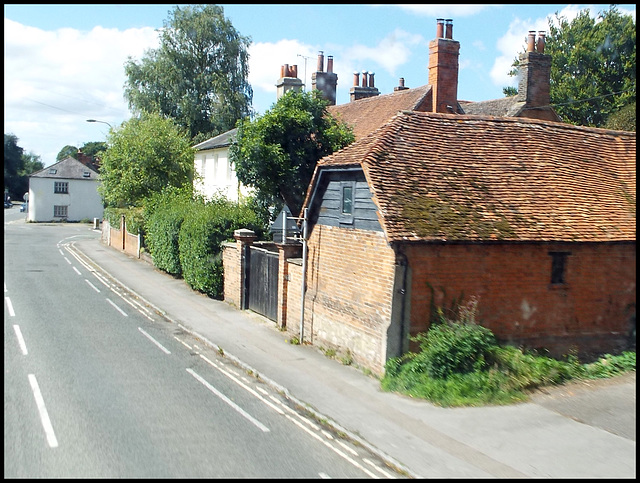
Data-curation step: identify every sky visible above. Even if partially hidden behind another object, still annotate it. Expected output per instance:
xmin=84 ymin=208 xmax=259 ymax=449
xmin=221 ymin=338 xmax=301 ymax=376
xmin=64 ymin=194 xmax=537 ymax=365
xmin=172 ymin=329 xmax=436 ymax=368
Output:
xmin=4 ymin=4 xmax=636 ymax=166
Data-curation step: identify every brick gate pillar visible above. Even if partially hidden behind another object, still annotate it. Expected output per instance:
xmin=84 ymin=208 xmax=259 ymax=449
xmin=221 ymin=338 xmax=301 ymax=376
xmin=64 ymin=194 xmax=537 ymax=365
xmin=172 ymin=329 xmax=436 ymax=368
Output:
xmin=275 ymin=242 xmax=303 ymax=329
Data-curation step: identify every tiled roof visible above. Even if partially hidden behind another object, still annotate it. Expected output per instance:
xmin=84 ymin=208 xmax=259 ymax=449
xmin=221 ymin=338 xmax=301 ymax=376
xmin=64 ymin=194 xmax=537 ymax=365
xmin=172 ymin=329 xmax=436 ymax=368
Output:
xmin=306 ymin=111 xmax=636 ymax=243
xmin=193 ymin=128 xmax=238 ymax=151
xmin=460 ymin=98 xmax=561 ymax=122
xmin=327 ymin=85 xmax=431 ymax=140
xmin=30 ymin=157 xmax=99 ymax=180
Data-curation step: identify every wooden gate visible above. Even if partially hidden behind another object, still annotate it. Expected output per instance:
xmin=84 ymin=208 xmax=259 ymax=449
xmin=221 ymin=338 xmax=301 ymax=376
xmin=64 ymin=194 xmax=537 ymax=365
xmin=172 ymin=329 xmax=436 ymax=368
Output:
xmin=246 ymin=246 xmax=279 ymax=321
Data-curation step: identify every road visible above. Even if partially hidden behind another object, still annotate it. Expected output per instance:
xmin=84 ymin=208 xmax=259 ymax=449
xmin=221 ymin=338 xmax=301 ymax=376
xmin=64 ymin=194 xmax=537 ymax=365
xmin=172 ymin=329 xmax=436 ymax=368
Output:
xmin=4 ymin=216 xmax=401 ymax=478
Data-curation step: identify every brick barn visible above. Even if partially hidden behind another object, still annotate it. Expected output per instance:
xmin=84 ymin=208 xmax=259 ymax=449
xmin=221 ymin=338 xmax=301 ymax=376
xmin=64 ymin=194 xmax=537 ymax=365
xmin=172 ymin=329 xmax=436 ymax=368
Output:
xmin=298 ymin=110 xmax=635 ymax=374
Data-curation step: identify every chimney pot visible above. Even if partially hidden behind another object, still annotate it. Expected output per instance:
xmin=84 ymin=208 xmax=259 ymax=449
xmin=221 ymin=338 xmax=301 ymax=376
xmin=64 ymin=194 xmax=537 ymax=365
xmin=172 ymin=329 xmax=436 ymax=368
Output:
xmin=368 ymin=72 xmax=375 ymax=88
xmin=536 ymin=31 xmax=546 ymax=53
xmin=317 ymin=51 xmax=324 ymax=72
xmin=327 ymin=55 xmax=334 ymax=73
xmin=353 ymin=71 xmax=359 ymax=86
xmin=436 ymin=18 xmax=444 ymax=38
xmin=291 ymin=64 xmax=298 ymax=78
xmin=527 ymin=31 xmax=536 ymax=52
xmin=445 ymin=19 xmax=453 ymax=39
xmin=361 ymin=70 xmax=368 ymax=87
xmin=280 ymin=65 xmax=286 ymax=78
xmin=283 ymin=64 xmax=290 ymax=77
xmin=399 ymin=77 xmax=405 ymax=87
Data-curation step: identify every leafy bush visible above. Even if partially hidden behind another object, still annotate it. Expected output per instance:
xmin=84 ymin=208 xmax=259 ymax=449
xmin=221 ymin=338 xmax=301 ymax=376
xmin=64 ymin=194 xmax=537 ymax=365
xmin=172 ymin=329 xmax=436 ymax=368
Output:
xmin=407 ymin=322 xmax=496 ymax=379
xmin=178 ymin=196 xmax=263 ymax=298
xmin=143 ymin=190 xmax=192 ymax=276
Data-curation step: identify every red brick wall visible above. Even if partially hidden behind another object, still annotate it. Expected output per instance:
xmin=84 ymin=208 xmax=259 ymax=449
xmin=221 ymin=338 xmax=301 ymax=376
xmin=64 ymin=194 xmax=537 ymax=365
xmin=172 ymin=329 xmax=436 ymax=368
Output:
xmin=302 ymin=225 xmax=397 ymax=373
xmin=403 ymin=242 xmax=636 ymax=357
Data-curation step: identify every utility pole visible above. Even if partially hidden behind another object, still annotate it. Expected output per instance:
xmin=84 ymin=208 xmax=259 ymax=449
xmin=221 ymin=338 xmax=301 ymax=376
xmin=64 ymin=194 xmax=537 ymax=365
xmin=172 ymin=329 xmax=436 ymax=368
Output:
xmin=297 ymin=53 xmax=312 ymax=91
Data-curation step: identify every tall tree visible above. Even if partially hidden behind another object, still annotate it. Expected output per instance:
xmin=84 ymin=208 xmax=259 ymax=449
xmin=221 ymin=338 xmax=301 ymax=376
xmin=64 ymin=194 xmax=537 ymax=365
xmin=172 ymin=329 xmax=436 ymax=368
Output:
xmin=124 ymin=4 xmax=253 ymax=143
xmin=56 ymin=145 xmax=78 ymax=161
xmin=98 ymin=112 xmax=195 ymax=208
xmin=230 ymin=90 xmax=355 ymax=217
xmin=508 ymin=5 xmax=635 ymax=127
xmin=4 ymin=133 xmax=24 ymax=200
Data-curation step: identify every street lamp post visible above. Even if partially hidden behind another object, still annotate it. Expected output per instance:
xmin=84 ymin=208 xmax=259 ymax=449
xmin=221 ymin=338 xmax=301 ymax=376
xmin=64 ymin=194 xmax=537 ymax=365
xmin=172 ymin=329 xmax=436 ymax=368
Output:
xmin=86 ymin=119 xmax=113 ymax=129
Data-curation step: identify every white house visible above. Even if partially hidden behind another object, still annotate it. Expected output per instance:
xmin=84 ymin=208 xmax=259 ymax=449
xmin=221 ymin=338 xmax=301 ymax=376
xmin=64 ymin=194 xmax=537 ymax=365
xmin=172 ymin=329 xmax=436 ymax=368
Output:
xmin=28 ymin=156 xmax=103 ymax=222
xmin=193 ymin=128 xmax=253 ymax=202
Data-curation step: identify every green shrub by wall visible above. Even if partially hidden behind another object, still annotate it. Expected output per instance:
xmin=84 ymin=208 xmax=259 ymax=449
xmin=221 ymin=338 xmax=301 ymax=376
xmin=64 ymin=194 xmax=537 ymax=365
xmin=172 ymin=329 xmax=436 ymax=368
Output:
xmin=179 ymin=197 xmax=263 ymax=298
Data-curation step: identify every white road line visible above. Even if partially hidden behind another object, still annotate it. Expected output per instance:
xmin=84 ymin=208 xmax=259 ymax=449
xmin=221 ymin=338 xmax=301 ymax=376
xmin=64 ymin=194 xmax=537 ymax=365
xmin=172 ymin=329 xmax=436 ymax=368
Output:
xmin=105 ymin=298 xmax=128 ymax=317
xmin=199 ymin=354 xmax=285 ymax=415
xmin=85 ymin=279 xmax=100 ymax=293
xmin=138 ymin=327 xmax=171 ymax=354
xmin=284 ymin=413 xmax=379 ymax=478
xmin=28 ymin=374 xmax=59 ymax=448
xmin=5 ymin=297 xmax=15 ymax=316
xmin=64 ymin=257 xmax=72 ymax=264
xmin=173 ymin=336 xmax=192 ymax=350
xmin=363 ymin=457 xmax=396 ymax=479
xmin=186 ymin=368 xmax=270 ymax=433
xmin=336 ymin=439 xmax=359 ymax=456
xmin=319 ymin=473 xmax=331 ymax=478
xmin=13 ymin=325 xmax=28 ymax=355
xmin=72 ymin=266 xmax=81 ymax=275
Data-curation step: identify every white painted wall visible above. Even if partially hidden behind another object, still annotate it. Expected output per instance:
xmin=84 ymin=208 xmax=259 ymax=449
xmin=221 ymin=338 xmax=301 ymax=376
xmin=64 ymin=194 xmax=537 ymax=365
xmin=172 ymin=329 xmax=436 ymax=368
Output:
xmin=194 ymin=146 xmax=253 ymax=202
xmin=28 ymin=177 xmax=104 ymax=222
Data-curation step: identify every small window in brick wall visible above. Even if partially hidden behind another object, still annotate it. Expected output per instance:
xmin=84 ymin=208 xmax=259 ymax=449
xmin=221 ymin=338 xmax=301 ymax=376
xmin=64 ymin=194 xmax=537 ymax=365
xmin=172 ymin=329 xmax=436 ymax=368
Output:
xmin=339 ymin=181 xmax=355 ymax=224
xmin=549 ymin=251 xmax=571 ymax=285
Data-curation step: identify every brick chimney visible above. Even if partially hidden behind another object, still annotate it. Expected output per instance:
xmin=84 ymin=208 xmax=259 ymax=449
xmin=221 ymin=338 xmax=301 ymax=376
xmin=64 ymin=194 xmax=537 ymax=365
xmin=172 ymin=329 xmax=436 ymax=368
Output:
xmin=516 ymin=30 xmax=551 ymax=109
xmin=311 ymin=51 xmax=338 ymax=105
xmin=349 ymin=70 xmax=380 ymax=102
xmin=276 ymin=63 xmax=303 ymax=100
xmin=428 ymin=18 xmax=462 ymax=113
xmin=394 ymin=77 xmax=409 ymax=92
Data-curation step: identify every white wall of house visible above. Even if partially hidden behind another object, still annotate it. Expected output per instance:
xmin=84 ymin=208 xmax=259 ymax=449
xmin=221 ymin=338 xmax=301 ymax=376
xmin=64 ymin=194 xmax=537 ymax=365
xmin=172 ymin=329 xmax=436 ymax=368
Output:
xmin=193 ymin=146 xmax=253 ymax=202
xmin=28 ymin=177 xmax=104 ymax=222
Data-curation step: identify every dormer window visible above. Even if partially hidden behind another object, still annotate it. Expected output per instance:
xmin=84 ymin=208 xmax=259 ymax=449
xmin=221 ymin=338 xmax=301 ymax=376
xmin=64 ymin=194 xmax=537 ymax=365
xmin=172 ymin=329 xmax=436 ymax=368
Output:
xmin=83 ymin=171 xmax=91 ymax=178
xmin=49 ymin=168 xmax=57 ymax=175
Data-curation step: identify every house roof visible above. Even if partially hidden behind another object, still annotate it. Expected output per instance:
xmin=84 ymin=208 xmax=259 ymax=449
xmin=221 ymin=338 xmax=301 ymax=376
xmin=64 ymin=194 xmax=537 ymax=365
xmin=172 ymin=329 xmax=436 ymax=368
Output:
xmin=460 ymin=98 xmax=561 ymax=122
xmin=327 ymin=85 xmax=431 ymax=141
xmin=304 ymin=110 xmax=636 ymax=243
xmin=30 ymin=156 xmax=99 ymax=180
xmin=193 ymin=128 xmax=238 ymax=151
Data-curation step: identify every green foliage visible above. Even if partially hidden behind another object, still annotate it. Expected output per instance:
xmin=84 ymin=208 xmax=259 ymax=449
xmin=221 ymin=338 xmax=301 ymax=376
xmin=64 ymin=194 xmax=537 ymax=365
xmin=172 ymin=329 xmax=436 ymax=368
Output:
xmin=103 ymin=206 xmax=144 ymax=234
xmin=178 ymin=196 xmax=263 ymax=298
xmin=124 ymin=4 xmax=252 ymax=141
xmin=4 ymin=134 xmax=44 ymax=201
xmin=231 ymin=89 xmax=355 ymax=217
xmin=604 ymin=101 xmax=636 ymax=131
xmin=80 ymin=141 xmax=107 ymax=160
xmin=576 ymin=351 xmax=636 ymax=379
xmin=143 ymin=188 xmax=193 ymax=276
xmin=382 ymin=297 xmax=636 ymax=407
xmin=408 ymin=322 xmax=496 ymax=379
xmin=56 ymin=145 xmax=78 ymax=162
xmin=508 ymin=5 xmax=635 ymax=128
xmin=98 ymin=112 xmax=195 ymax=209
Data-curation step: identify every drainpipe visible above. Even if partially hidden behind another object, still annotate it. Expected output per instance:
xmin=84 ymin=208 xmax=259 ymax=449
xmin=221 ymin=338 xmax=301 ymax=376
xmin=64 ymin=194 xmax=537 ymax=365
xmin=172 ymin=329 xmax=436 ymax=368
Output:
xmin=300 ymin=208 xmax=308 ymax=343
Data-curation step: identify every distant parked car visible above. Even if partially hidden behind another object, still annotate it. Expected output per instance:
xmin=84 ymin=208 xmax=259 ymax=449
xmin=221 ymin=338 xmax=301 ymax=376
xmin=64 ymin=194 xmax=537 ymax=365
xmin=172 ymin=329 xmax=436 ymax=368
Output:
xmin=4 ymin=200 xmax=12 ymax=209
xmin=20 ymin=203 xmax=27 ymax=212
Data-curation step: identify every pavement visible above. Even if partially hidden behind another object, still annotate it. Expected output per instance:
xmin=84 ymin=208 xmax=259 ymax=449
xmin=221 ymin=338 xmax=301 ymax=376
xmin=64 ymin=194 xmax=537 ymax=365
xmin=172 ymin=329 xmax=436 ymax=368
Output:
xmin=70 ymin=227 xmax=636 ymax=478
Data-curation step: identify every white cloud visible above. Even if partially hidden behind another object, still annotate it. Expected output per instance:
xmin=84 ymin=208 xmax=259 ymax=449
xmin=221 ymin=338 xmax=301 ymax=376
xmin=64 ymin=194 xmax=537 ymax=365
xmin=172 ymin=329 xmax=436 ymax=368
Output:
xmin=489 ymin=14 xmax=551 ymax=89
xmin=4 ymin=18 xmax=160 ymax=162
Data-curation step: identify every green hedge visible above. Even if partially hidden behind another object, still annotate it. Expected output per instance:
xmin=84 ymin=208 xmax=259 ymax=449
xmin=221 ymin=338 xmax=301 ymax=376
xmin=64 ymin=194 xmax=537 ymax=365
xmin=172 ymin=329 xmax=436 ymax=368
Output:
xmin=178 ymin=197 xmax=263 ymax=298
xmin=143 ymin=191 xmax=191 ymax=276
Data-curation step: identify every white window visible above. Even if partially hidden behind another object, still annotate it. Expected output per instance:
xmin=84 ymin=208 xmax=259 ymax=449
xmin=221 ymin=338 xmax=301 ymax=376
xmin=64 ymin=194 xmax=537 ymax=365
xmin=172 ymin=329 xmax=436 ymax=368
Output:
xmin=54 ymin=181 xmax=69 ymax=194
xmin=53 ymin=205 xmax=68 ymax=218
